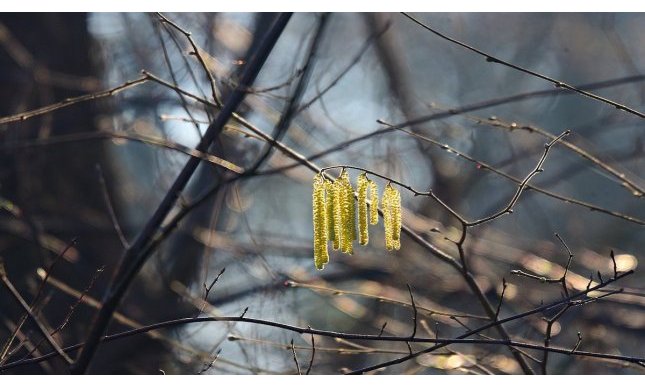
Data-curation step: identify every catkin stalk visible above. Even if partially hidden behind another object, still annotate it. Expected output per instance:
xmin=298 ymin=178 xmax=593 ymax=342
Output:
xmin=357 ymin=173 xmax=369 ymax=245
xmin=312 ymin=174 xmax=329 ymax=269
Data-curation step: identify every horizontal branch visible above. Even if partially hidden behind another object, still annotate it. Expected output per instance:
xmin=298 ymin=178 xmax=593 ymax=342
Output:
xmin=2 ymin=270 xmax=634 ymax=373
xmin=0 ymin=77 xmax=148 ymax=127
xmin=0 ymin=130 xmax=244 ymax=174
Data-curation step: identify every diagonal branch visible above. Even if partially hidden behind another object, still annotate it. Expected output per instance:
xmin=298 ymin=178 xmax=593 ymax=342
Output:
xmin=0 ymin=259 xmax=73 ymax=365
xmin=402 ymin=12 xmax=645 ymax=119
xmin=68 ymin=13 xmax=293 ymax=374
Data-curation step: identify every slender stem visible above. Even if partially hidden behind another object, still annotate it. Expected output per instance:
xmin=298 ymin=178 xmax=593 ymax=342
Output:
xmin=0 ymin=261 xmax=73 ymax=364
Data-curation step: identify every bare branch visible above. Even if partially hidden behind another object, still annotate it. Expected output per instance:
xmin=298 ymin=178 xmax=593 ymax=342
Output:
xmin=402 ymin=12 xmax=645 ymax=119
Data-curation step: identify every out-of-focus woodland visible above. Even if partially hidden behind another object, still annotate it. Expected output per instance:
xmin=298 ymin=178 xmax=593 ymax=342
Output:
xmin=0 ymin=12 xmax=643 ymax=375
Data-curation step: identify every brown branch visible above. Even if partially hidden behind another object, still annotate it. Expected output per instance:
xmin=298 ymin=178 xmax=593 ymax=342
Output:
xmin=2 ymin=277 xmax=639 ymax=373
xmin=96 ymin=165 xmax=130 ymax=249
xmin=11 ymin=266 xmax=105 ymax=364
xmin=494 ymin=278 xmax=507 ymax=321
xmin=140 ymin=70 xmax=644 ymax=226
xmin=406 ymin=284 xmax=418 ymax=339
xmin=542 ymin=304 xmax=571 ymax=374
xmin=402 ymin=12 xmax=645 ymax=119
xmin=0 ymin=259 xmax=73 ymax=365
xmin=345 ymin=270 xmax=633 ymax=374
xmin=296 ymin=20 xmax=390 ymax=113
xmin=0 ymin=77 xmax=148 ymax=127
xmin=290 ymin=339 xmax=301 ymax=375
xmin=157 ymin=12 xmax=222 ymax=107
xmin=69 ymin=13 xmax=293 ymax=374
xmin=0 ymin=238 xmax=75 ymax=364
xmin=467 ymin=131 xmax=570 ymax=226
xmin=1 ymin=129 xmax=245 ymax=174
xmin=305 ymin=332 xmax=315 ymax=375
xmin=476 ymin=115 xmax=645 ymax=198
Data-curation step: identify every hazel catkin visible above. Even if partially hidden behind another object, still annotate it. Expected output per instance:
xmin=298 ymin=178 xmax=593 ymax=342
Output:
xmin=382 ymin=183 xmax=402 ymax=251
xmin=332 ymin=176 xmax=344 ymax=253
xmin=369 ymin=179 xmax=379 ymax=226
xmin=324 ymin=179 xmax=338 ymax=250
xmin=312 ymin=173 xmax=329 ymax=269
xmin=382 ymin=183 xmax=395 ymax=251
xmin=391 ymin=186 xmax=402 ymax=251
xmin=357 ymin=173 xmax=369 ymax=245
xmin=339 ymin=170 xmax=355 ymax=255
xmin=311 ymin=170 xmax=403 ymax=270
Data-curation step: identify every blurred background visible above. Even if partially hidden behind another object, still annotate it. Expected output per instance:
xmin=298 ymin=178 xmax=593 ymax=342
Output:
xmin=0 ymin=12 xmax=643 ymax=374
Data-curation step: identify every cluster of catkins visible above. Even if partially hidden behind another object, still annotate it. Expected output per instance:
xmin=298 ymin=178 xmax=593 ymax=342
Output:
xmin=312 ymin=170 xmax=402 ymax=270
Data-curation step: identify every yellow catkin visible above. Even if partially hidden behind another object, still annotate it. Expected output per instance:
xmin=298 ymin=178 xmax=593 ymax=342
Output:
xmin=324 ymin=179 xmax=338 ymax=250
xmin=348 ymin=179 xmax=357 ymax=243
xmin=368 ymin=179 xmax=379 ymax=225
xmin=332 ymin=177 xmax=344 ymax=252
xmin=357 ymin=173 xmax=369 ymax=245
xmin=382 ymin=183 xmax=394 ymax=251
xmin=312 ymin=173 xmax=329 ymax=269
xmin=391 ymin=186 xmax=402 ymax=250
xmin=339 ymin=170 xmax=354 ymax=254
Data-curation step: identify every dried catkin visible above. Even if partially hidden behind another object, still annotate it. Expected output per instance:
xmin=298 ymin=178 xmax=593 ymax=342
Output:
xmin=324 ymin=179 xmax=338 ymax=250
xmin=368 ymin=179 xmax=379 ymax=225
xmin=312 ymin=173 xmax=329 ymax=269
xmin=339 ymin=170 xmax=354 ymax=255
xmin=357 ymin=173 xmax=369 ymax=245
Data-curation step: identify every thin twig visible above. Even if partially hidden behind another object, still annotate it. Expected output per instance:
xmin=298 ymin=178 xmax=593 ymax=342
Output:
xmin=246 ymin=13 xmax=330 ymax=173
xmin=306 ymin=333 xmax=315 ymax=375
xmin=291 ymin=339 xmax=301 ymax=375
xmin=151 ymin=15 xmax=203 ymax=139
xmin=96 ymin=164 xmax=130 ymax=249
xmin=13 ymin=266 xmax=105 ymax=363
xmin=198 ymin=349 xmax=222 ymax=375
xmin=467 ymin=131 xmax=570 ymax=226
xmin=610 ymin=250 xmax=618 ymax=279
xmin=495 ymin=278 xmax=507 ymax=321
xmin=286 ymin=281 xmax=485 ymax=320
xmin=2 ymin=129 xmax=245 ymax=174
xmin=401 ymin=12 xmax=645 ymax=119
xmin=345 ymin=270 xmax=633 ymax=374
xmin=406 ymin=284 xmax=417 ymax=339
xmin=3 ymin=288 xmax=641 ymax=373
xmin=296 ymin=20 xmax=390 ymax=113
xmin=0 ymin=77 xmax=148 ymax=126
xmin=199 ymin=268 xmax=226 ymax=316
xmin=157 ymin=12 xmax=222 ymax=107
xmin=0 ymin=259 xmax=73 ymax=364
xmin=555 ymin=233 xmax=574 ymax=297
xmin=378 ymin=322 xmax=388 ymax=337
xmin=542 ymin=304 xmax=571 ymax=374
xmin=0 ymin=238 xmax=76 ymax=363
xmin=571 ymin=332 xmax=583 ymax=354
